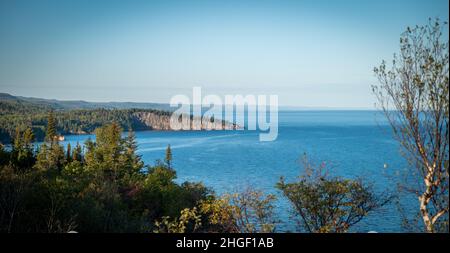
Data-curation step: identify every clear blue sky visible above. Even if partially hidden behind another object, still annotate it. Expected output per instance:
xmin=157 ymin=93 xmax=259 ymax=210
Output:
xmin=0 ymin=0 xmax=448 ymax=107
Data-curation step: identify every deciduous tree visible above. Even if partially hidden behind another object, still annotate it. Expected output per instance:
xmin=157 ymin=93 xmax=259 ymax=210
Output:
xmin=373 ymin=19 xmax=449 ymax=232
xmin=277 ymin=155 xmax=389 ymax=233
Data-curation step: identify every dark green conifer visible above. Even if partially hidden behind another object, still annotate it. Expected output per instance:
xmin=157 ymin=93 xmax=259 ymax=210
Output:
xmin=165 ymin=144 xmax=172 ymax=169
xmin=45 ymin=110 xmax=57 ymax=143
xmin=72 ymin=142 xmax=83 ymax=162
xmin=66 ymin=143 xmax=72 ymax=162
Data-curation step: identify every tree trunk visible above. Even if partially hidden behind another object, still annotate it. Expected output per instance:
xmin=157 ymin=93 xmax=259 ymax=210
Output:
xmin=418 ymin=171 xmax=433 ymax=233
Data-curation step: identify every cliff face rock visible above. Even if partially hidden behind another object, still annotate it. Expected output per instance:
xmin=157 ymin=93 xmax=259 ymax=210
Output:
xmin=133 ymin=111 xmax=239 ymax=130
xmin=133 ymin=112 xmax=172 ymax=130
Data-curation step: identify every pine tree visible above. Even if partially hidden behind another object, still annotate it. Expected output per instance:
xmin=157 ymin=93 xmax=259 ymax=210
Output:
xmin=123 ymin=130 xmax=143 ymax=174
xmin=45 ymin=110 xmax=57 ymax=143
xmin=34 ymin=143 xmax=49 ymax=172
xmin=10 ymin=127 xmax=35 ymax=169
xmin=72 ymin=142 xmax=83 ymax=162
xmin=13 ymin=126 xmax=22 ymax=151
xmin=66 ymin=143 xmax=72 ymax=162
xmin=10 ymin=127 xmax=23 ymax=168
xmin=35 ymin=114 xmax=65 ymax=172
xmin=87 ymin=122 xmax=123 ymax=180
xmin=22 ymin=127 xmax=34 ymax=149
xmin=21 ymin=127 xmax=36 ymax=168
xmin=50 ymin=142 xmax=65 ymax=172
xmin=165 ymin=144 xmax=172 ymax=169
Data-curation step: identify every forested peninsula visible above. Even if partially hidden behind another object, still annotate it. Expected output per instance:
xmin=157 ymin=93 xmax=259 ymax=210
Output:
xmin=0 ymin=93 xmax=237 ymax=143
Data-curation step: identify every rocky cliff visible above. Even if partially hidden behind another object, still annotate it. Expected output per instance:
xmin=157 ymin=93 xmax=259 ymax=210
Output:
xmin=133 ymin=111 xmax=239 ymax=130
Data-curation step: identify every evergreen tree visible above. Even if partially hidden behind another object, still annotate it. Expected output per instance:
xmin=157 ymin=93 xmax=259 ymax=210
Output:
xmin=45 ymin=110 xmax=57 ymax=143
xmin=165 ymin=144 xmax=172 ymax=169
xmin=86 ymin=122 xmax=123 ymax=180
xmin=34 ymin=143 xmax=49 ymax=172
xmin=21 ymin=127 xmax=35 ymax=168
xmin=22 ymin=127 xmax=34 ymax=149
xmin=10 ymin=127 xmax=35 ymax=170
xmin=12 ymin=127 xmax=22 ymax=151
xmin=66 ymin=143 xmax=72 ymax=163
xmin=34 ymin=142 xmax=65 ymax=173
xmin=72 ymin=142 xmax=83 ymax=162
xmin=10 ymin=127 xmax=23 ymax=167
xmin=123 ymin=130 xmax=143 ymax=174
xmin=34 ymin=111 xmax=65 ymax=173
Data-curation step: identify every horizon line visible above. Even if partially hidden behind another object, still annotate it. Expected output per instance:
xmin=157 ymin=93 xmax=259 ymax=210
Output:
xmin=1 ymin=91 xmax=376 ymax=110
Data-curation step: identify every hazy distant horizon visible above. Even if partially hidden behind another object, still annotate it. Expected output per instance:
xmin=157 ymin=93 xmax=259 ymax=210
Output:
xmin=2 ymin=91 xmax=378 ymax=110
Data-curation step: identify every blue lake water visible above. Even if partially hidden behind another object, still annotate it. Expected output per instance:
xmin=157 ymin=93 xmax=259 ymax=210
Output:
xmin=60 ymin=110 xmax=417 ymax=232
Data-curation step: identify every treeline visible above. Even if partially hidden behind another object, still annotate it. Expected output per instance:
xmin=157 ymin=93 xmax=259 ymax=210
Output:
xmin=0 ymin=99 xmax=170 ymax=143
xmin=0 ymin=120 xmax=211 ymax=232
xmin=0 ymin=114 xmax=390 ymax=233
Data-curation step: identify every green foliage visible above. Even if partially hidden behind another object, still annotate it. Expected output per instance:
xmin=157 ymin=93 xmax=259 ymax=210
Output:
xmin=163 ymin=187 xmax=278 ymax=233
xmin=9 ymin=127 xmax=35 ymax=170
xmin=45 ymin=111 xmax=57 ymax=142
xmin=154 ymin=207 xmax=202 ymax=233
xmin=65 ymin=143 xmax=72 ymax=163
xmin=224 ymin=188 xmax=277 ymax=233
xmin=34 ymin=143 xmax=66 ymax=173
xmin=277 ymin=155 xmax=390 ymax=233
xmin=72 ymin=142 xmax=82 ymax=162
xmin=0 ymin=100 xmax=170 ymax=144
xmin=165 ymin=144 xmax=172 ymax=169
xmin=196 ymin=196 xmax=239 ymax=232
xmin=0 ymin=121 xmax=210 ymax=232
